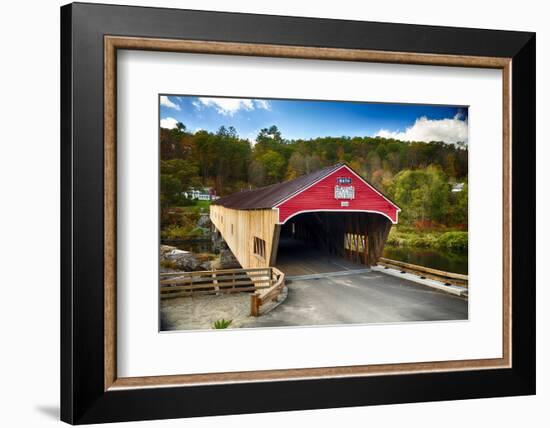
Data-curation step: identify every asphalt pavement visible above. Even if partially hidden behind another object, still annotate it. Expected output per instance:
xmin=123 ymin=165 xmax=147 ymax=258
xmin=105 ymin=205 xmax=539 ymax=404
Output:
xmin=242 ymin=270 xmax=468 ymax=328
xmin=241 ymin=239 xmax=468 ymax=328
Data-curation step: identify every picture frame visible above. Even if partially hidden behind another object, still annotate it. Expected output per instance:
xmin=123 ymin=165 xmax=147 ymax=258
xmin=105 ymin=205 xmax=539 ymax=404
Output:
xmin=60 ymin=2 xmax=535 ymax=424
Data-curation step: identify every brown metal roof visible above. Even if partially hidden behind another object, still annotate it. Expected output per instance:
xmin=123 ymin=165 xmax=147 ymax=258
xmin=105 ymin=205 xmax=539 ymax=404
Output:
xmin=213 ymin=163 xmax=345 ymax=209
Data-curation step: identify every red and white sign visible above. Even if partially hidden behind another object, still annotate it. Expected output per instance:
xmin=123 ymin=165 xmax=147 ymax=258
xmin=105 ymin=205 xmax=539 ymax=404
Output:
xmin=334 ymin=185 xmax=355 ymax=200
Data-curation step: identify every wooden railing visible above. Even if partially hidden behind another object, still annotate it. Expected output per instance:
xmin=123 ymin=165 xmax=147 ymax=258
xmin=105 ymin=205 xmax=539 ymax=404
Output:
xmin=377 ymin=257 xmax=468 ymax=287
xmin=160 ymin=267 xmax=274 ymax=299
xmin=160 ymin=267 xmax=286 ymax=317
xmin=250 ymin=267 xmax=286 ymax=317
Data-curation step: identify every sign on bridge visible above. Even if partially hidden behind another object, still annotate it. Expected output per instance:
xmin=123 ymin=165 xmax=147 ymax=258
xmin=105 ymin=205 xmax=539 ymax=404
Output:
xmin=334 ymin=185 xmax=355 ymax=200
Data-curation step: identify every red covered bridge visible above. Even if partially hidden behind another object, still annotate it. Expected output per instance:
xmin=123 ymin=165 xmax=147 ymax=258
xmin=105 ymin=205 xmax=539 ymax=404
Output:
xmin=210 ymin=163 xmax=400 ymax=270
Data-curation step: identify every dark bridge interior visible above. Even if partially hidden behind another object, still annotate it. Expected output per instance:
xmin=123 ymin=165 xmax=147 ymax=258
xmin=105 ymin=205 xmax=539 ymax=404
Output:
xmin=274 ymin=211 xmax=392 ymax=275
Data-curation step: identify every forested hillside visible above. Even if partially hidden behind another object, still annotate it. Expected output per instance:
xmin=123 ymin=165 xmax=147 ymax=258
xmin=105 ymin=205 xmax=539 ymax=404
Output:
xmin=161 ymin=122 xmax=468 ymax=228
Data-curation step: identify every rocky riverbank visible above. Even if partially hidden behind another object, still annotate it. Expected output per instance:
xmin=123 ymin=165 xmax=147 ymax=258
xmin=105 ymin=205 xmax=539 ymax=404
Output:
xmin=160 ymin=244 xmax=240 ymax=272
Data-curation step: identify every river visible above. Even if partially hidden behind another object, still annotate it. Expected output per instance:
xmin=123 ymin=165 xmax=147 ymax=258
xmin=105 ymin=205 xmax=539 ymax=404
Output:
xmin=383 ymin=245 xmax=468 ymax=275
xmin=163 ymin=239 xmax=217 ymax=254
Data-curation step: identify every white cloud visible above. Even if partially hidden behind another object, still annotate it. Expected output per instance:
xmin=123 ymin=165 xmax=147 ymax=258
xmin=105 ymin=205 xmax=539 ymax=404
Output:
xmin=194 ymin=97 xmax=254 ymax=116
xmin=160 ymin=96 xmax=181 ymax=110
xmin=375 ymin=115 xmax=468 ymax=144
xmin=254 ymin=99 xmax=271 ymax=110
xmin=160 ymin=117 xmax=179 ymax=129
xmin=193 ymin=97 xmax=271 ymax=116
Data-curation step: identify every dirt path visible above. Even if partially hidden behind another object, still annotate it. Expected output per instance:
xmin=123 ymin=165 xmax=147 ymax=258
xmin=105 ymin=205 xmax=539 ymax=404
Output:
xmin=161 ymin=293 xmax=253 ymax=331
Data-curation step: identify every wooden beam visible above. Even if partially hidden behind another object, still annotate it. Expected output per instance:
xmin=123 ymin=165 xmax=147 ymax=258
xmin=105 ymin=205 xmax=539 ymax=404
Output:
xmin=379 ymin=257 xmax=468 ymax=281
xmin=269 ymin=224 xmax=281 ymax=266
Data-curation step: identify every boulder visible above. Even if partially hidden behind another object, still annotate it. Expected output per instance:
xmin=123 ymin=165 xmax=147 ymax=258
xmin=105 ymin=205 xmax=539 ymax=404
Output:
xmin=160 ymin=244 xmax=180 ymax=257
xmin=197 ymin=214 xmax=211 ymax=229
xmin=164 ymin=250 xmax=200 ymax=271
xmin=199 ymin=260 xmax=213 ymax=271
xmin=219 ymin=249 xmax=240 ymax=269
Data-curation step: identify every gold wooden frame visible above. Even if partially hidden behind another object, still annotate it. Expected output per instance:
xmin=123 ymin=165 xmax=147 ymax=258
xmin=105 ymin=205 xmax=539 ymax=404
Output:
xmin=104 ymin=36 xmax=512 ymax=391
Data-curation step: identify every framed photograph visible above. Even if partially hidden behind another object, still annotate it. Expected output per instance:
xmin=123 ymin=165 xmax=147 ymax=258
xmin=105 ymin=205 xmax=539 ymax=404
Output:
xmin=61 ymin=2 xmax=535 ymax=424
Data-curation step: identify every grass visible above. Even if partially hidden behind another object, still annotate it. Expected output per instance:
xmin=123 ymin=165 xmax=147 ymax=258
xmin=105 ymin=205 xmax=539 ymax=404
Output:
xmin=180 ymin=200 xmax=211 ymax=214
xmin=387 ymin=226 xmax=468 ymax=251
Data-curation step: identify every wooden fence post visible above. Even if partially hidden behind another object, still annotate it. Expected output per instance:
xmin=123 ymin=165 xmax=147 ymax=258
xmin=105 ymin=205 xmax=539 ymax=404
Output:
xmin=250 ymin=294 xmax=260 ymax=317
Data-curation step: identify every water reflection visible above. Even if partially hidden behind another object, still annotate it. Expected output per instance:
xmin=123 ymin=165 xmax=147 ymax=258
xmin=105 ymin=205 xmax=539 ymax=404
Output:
xmin=163 ymin=239 xmax=216 ymax=254
xmin=383 ymin=246 xmax=468 ymax=275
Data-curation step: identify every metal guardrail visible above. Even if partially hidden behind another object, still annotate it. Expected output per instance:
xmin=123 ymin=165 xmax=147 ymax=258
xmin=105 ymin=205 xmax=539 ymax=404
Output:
xmin=377 ymin=257 xmax=468 ymax=287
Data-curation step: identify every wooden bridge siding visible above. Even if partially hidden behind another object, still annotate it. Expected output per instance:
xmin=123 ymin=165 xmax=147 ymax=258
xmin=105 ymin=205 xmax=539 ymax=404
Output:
xmin=276 ymin=166 xmax=399 ymax=224
xmin=211 ymin=205 xmax=392 ymax=269
xmin=210 ymin=205 xmax=279 ymax=269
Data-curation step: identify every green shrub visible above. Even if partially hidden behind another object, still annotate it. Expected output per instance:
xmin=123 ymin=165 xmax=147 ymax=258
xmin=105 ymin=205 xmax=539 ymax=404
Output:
xmin=436 ymin=231 xmax=468 ymax=251
xmin=161 ymin=224 xmax=192 ymax=240
xmin=406 ymin=233 xmax=437 ymax=248
xmin=386 ymin=228 xmax=438 ymax=248
xmin=386 ymin=234 xmax=402 ymax=246
xmin=386 ymin=227 xmax=468 ymax=251
xmin=189 ymin=227 xmax=208 ymax=237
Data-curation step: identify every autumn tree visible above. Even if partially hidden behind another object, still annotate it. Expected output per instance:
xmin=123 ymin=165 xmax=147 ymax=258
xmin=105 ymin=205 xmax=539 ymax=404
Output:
xmin=258 ymin=150 xmax=286 ymax=184
xmin=160 ymin=121 xmax=468 ymax=228
xmin=285 ymin=152 xmax=321 ymax=179
xmin=390 ymin=165 xmax=450 ymax=225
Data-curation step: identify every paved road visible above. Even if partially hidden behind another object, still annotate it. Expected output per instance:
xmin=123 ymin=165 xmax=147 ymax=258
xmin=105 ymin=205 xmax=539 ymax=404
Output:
xmin=241 ymin=270 xmax=468 ymax=328
xmin=276 ymin=238 xmax=361 ymax=276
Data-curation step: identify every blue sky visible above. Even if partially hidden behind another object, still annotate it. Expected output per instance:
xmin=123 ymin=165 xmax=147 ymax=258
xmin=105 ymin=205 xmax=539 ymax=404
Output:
xmin=160 ymin=95 xmax=468 ymax=145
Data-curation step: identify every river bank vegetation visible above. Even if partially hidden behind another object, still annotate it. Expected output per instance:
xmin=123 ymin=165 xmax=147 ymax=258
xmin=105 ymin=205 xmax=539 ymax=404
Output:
xmin=161 ymin=200 xmax=211 ymax=241
xmin=387 ymin=227 xmax=468 ymax=251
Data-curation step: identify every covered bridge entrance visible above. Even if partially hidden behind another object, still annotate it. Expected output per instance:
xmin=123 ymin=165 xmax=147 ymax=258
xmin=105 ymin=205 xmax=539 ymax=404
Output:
xmin=210 ymin=163 xmax=400 ymax=273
